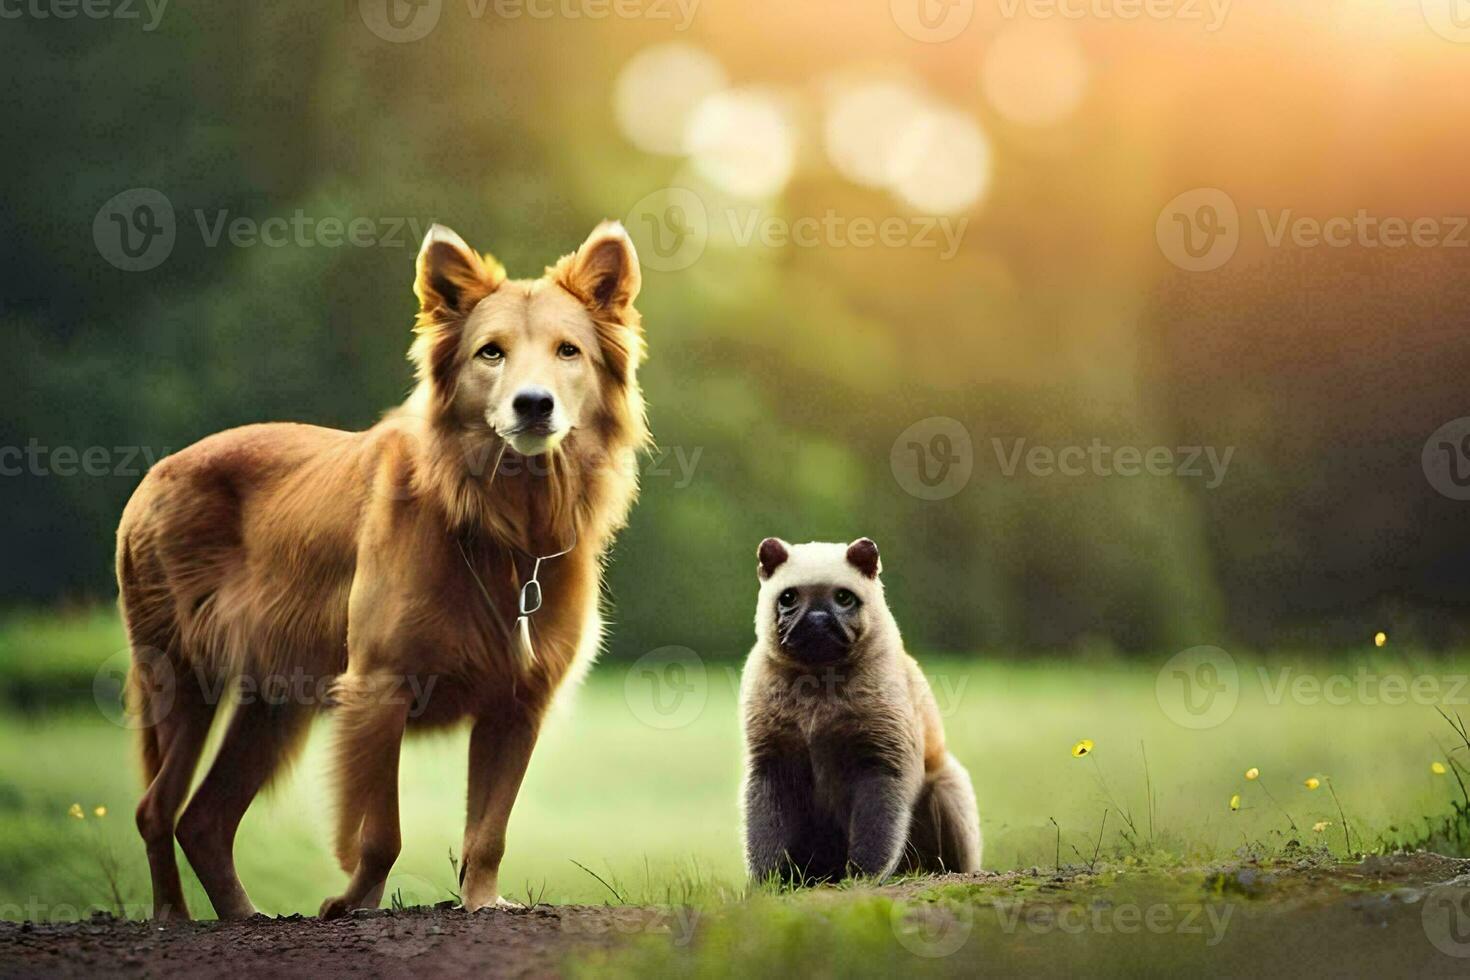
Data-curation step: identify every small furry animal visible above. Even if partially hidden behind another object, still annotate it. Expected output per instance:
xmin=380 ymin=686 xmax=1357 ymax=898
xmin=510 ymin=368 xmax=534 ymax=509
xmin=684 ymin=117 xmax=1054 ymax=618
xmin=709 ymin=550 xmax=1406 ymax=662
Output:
xmin=740 ymin=537 xmax=982 ymax=883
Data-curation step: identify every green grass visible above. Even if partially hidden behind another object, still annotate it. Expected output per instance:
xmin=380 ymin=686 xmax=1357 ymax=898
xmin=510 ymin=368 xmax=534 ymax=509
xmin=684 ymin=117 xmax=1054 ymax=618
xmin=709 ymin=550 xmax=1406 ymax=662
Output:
xmin=0 ymin=609 xmax=1467 ymax=923
xmin=567 ymin=857 xmax=1450 ymax=979
xmin=0 ymin=607 xmax=126 ymax=711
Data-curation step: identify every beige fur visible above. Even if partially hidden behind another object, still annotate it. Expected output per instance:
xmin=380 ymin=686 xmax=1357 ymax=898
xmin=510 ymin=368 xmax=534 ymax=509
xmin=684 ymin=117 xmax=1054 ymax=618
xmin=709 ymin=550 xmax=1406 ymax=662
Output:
xmin=740 ymin=540 xmax=982 ymax=880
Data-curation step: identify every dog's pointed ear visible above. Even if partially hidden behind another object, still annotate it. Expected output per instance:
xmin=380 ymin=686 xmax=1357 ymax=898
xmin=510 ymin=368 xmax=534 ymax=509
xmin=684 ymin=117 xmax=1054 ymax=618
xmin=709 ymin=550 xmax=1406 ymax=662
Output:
xmin=846 ymin=538 xmax=881 ymax=579
xmin=414 ymin=224 xmax=503 ymax=318
xmin=556 ymin=221 xmax=641 ymax=313
xmin=757 ymin=538 xmax=790 ymax=580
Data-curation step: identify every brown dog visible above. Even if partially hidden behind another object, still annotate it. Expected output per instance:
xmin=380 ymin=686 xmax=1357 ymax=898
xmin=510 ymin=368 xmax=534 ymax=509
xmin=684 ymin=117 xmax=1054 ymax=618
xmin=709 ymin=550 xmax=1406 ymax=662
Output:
xmin=116 ymin=221 xmax=648 ymax=920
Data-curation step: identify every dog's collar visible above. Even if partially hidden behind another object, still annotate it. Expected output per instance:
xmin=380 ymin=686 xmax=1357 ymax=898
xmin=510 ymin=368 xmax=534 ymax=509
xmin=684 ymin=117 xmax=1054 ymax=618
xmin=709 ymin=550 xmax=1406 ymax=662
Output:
xmin=456 ymin=530 xmax=577 ymax=668
xmin=515 ymin=531 xmax=577 ymax=618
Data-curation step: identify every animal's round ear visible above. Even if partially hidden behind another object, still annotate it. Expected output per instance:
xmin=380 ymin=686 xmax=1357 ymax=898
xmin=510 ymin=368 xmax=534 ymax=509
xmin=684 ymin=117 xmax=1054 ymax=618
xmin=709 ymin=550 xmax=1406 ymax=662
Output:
xmin=846 ymin=538 xmax=881 ymax=579
xmin=757 ymin=538 xmax=790 ymax=580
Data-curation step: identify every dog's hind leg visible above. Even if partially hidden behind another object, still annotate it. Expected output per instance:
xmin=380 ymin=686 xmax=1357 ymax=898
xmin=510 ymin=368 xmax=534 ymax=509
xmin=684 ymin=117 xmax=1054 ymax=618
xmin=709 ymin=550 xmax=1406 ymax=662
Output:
xmin=131 ymin=647 xmax=218 ymax=921
xmin=319 ymin=672 xmax=411 ymax=919
xmin=176 ymin=694 xmax=312 ymax=919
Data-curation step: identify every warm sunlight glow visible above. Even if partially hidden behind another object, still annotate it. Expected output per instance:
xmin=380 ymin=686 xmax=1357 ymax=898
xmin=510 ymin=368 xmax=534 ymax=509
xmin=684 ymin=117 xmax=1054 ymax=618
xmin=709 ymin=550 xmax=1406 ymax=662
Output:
xmin=615 ymin=43 xmax=728 ymax=156
xmin=981 ymin=23 xmax=1089 ymax=127
xmin=823 ymin=79 xmax=930 ymax=189
xmin=686 ymin=89 xmax=795 ymax=200
xmin=887 ymin=105 xmax=991 ymax=214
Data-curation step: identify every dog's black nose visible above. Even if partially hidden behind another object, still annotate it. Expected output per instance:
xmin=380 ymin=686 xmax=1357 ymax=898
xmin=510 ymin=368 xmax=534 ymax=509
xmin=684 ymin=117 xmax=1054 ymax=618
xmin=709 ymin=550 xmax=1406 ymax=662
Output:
xmin=512 ymin=387 xmax=555 ymax=421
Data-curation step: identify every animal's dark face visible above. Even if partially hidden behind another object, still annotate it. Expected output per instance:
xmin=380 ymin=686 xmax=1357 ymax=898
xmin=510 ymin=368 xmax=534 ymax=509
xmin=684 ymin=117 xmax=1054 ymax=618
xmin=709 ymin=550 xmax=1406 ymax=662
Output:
xmin=753 ymin=537 xmax=884 ymax=665
xmin=773 ymin=582 xmax=864 ymax=664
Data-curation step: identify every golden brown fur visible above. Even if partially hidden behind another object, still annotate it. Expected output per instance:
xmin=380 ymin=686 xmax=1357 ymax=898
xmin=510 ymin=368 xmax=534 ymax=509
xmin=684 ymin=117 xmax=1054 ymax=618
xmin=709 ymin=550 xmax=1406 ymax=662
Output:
xmin=117 ymin=221 xmax=649 ymax=920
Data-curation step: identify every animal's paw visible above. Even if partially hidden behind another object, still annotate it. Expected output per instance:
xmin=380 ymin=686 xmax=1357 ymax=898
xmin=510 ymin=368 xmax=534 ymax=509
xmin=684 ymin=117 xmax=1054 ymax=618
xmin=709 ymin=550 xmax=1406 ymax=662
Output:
xmin=319 ymin=894 xmax=358 ymax=920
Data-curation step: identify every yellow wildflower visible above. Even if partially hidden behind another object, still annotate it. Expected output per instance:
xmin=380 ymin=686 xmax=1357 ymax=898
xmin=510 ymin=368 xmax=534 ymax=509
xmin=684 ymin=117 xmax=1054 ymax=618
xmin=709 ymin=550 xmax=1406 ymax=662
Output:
xmin=93 ymin=806 xmax=107 ymax=818
xmin=1432 ymin=762 xmax=1448 ymax=775
xmin=1245 ymin=767 xmax=1259 ymax=781
xmin=1304 ymin=777 xmax=1320 ymax=790
xmin=68 ymin=803 xmax=84 ymax=820
xmin=1312 ymin=820 xmax=1330 ymax=832
xmin=1071 ymin=739 xmax=1094 ymax=758
xmin=1373 ymin=632 xmax=1386 ymax=648
xmin=1229 ymin=794 xmax=1241 ymax=812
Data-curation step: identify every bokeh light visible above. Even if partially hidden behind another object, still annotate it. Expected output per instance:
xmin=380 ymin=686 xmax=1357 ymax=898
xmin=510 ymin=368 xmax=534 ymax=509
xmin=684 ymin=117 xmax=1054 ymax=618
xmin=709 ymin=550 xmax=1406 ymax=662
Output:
xmin=614 ymin=43 xmax=728 ymax=156
xmin=822 ymin=79 xmax=931 ymax=189
xmin=887 ymin=105 xmax=991 ymax=214
xmin=981 ymin=23 xmax=1089 ymax=127
xmin=685 ymin=89 xmax=795 ymax=200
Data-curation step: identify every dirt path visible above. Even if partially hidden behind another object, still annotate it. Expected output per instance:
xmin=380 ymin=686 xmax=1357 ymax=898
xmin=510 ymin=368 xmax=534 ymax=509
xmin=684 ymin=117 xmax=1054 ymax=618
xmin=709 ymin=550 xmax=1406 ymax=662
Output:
xmin=0 ymin=904 xmax=677 ymax=979
xmin=4 ymin=853 xmax=1470 ymax=978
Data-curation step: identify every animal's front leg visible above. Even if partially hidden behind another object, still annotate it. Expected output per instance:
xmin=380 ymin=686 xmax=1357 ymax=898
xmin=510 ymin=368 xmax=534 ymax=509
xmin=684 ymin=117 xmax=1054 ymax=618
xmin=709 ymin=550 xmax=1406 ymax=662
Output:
xmin=459 ymin=712 xmax=540 ymax=911
xmin=744 ymin=754 xmax=813 ymax=884
xmin=846 ymin=770 xmax=914 ymax=881
xmin=320 ymin=674 xmax=411 ymax=920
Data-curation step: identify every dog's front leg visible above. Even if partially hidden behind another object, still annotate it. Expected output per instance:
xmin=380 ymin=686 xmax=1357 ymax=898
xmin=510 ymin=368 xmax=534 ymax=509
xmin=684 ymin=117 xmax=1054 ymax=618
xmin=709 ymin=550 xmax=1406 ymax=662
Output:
xmin=320 ymin=674 xmax=411 ymax=920
xmin=459 ymin=711 xmax=540 ymax=911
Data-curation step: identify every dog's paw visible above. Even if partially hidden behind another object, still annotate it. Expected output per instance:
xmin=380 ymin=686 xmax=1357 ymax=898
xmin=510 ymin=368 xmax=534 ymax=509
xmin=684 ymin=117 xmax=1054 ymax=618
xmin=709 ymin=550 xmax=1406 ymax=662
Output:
xmin=319 ymin=895 xmax=357 ymax=920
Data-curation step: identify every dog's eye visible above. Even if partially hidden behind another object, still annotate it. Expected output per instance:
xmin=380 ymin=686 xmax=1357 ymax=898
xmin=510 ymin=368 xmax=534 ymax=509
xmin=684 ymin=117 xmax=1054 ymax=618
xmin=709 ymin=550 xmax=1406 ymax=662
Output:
xmin=558 ymin=343 xmax=581 ymax=359
xmin=477 ymin=343 xmax=505 ymax=362
xmin=833 ymin=588 xmax=859 ymax=609
xmin=777 ymin=588 xmax=799 ymax=609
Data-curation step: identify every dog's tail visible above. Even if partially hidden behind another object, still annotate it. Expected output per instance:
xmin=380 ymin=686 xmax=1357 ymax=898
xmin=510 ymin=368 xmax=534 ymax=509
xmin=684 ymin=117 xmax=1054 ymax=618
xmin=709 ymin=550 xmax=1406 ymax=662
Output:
xmin=118 ymin=531 xmax=170 ymax=785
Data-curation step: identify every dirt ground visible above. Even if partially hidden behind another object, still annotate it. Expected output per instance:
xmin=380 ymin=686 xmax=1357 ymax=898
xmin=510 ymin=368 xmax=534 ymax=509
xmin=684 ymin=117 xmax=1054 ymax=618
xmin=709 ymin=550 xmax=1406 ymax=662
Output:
xmin=0 ymin=903 xmax=677 ymax=979
xmin=4 ymin=853 xmax=1470 ymax=978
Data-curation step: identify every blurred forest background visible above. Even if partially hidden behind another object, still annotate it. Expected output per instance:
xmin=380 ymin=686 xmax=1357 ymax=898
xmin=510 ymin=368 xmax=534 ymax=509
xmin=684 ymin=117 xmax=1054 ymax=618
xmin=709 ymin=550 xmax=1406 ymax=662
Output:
xmin=4 ymin=1 xmax=1470 ymax=660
